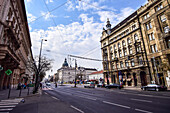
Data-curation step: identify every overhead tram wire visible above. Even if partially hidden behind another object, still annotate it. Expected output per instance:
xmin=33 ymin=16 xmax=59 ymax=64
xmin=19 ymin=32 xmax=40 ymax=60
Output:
xmin=42 ymin=0 xmax=71 ymax=54
xmin=29 ymin=0 xmax=70 ymax=24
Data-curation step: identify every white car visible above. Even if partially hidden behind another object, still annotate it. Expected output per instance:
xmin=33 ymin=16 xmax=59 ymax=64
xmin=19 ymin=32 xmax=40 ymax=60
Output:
xmin=84 ymin=82 xmax=95 ymax=88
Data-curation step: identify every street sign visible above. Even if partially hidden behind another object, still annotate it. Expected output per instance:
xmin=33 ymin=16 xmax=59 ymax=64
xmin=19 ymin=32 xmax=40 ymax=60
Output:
xmin=0 ymin=65 xmax=3 ymax=71
xmin=5 ymin=69 xmax=12 ymax=76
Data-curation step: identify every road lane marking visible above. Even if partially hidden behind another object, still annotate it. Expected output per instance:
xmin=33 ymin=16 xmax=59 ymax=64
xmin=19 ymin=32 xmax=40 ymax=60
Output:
xmin=0 ymin=103 xmax=18 ymax=105
xmin=76 ymin=95 xmax=97 ymax=101
xmin=130 ymin=98 xmax=152 ymax=103
xmin=0 ymin=106 xmax=16 ymax=108
xmin=135 ymin=108 xmax=153 ymax=113
xmin=70 ymin=105 xmax=84 ymax=113
xmin=51 ymin=96 xmax=59 ymax=100
xmin=103 ymin=101 xmax=130 ymax=109
xmin=0 ymin=108 xmax=13 ymax=111
xmin=44 ymin=92 xmax=48 ymax=95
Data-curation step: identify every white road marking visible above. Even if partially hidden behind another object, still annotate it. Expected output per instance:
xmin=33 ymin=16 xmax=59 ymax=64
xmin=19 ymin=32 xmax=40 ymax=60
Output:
xmin=44 ymin=92 xmax=48 ymax=95
xmin=0 ymin=108 xmax=13 ymax=111
xmin=103 ymin=101 xmax=130 ymax=109
xmin=0 ymin=103 xmax=18 ymax=105
xmin=0 ymin=106 xmax=16 ymax=108
xmin=135 ymin=108 xmax=153 ymax=113
xmin=130 ymin=98 xmax=152 ymax=103
xmin=76 ymin=95 xmax=97 ymax=101
xmin=51 ymin=96 xmax=59 ymax=100
xmin=70 ymin=105 xmax=84 ymax=113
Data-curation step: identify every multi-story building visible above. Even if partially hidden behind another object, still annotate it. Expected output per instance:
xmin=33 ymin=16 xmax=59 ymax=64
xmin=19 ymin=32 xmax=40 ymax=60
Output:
xmin=100 ymin=0 xmax=170 ymax=87
xmin=138 ymin=0 xmax=170 ymax=86
xmin=57 ymin=58 xmax=97 ymax=83
xmin=0 ymin=0 xmax=33 ymax=90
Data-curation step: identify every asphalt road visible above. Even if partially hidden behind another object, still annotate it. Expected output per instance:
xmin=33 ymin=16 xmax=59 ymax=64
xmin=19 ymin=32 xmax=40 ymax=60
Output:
xmin=43 ymin=84 xmax=170 ymax=113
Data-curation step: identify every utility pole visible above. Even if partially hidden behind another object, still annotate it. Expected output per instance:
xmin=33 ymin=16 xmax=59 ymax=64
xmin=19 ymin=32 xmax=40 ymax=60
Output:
xmin=34 ymin=39 xmax=47 ymax=93
xmin=74 ymin=59 xmax=77 ymax=87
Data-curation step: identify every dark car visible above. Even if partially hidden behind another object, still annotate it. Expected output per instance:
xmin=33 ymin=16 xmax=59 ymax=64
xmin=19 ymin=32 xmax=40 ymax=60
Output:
xmin=141 ymin=84 xmax=167 ymax=91
xmin=105 ymin=84 xmax=123 ymax=89
xmin=97 ymin=83 xmax=105 ymax=87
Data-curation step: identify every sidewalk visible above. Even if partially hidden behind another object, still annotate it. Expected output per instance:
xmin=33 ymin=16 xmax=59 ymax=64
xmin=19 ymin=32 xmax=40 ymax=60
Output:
xmin=10 ymin=90 xmax=79 ymax=113
xmin=0 ymin=87 xmax=36 ymax=100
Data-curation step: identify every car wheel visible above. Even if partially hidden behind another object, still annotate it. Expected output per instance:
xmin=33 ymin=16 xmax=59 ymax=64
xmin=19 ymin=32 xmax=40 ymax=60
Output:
xmin=142 ymin=88 xmax=145 ymax=91
xmin=84 ymin=86 xmax=86 ymax=88
xmin=156 ymin=88 xmax=159 ymax=91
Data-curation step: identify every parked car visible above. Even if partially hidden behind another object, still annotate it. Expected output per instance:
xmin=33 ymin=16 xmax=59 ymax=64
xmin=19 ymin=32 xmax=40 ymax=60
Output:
xmin=97 ymin=83 xmax=105 ymax=87
xmin=84 ymin=82 xmax=95 ymax=88
xmin=141 ymin=84 xmax=167 ymax=91
xmin=105 ymin=84 xmax=123 ymax=89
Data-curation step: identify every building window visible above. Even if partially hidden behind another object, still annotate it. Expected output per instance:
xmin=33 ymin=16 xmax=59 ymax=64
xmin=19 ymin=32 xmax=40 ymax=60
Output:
xmin=148 ymin=33 xmax=155 ymax=41
xmin=120 ymin=61 xmax=123 ymax=68
xmin=114 ymin=44 xmax=117 ymax=50
xmin=150 ymin=44 xmax=158 ymax=53
xmin=164 ymin=26 xmax=169 ymax=33
xmin=129 ymin=47 xmax=133 ymax=55
xmin=160 ymin=14 xmax=167 ymax=22
xmin=122 ymin=40 xmax=126 ymax=47
xmin=116 ymin=63 xmax=119 ymax=69
xmin=112 ymin=63 xmax=115 ymax=70
xmin=138 ymin=56 xmax=143 ymax=65
xmin=124 ymin=49 xmax=127 ymax=56
xmin=126 ymin=29 xmax=129 ymax=34
xmin=134 ymin=34 xmax=139 ymax=41
xmin=127 ymin=38 xmax=131 ymax=44
xmin=115 ymin=52 xmax=117 ymax=58
xmin=125 ymin=60 xmax=129 ymax=67
xmin=136 ymin=45 xmax=141 ymax=53
xmin=132 ymin=24 xmax=136 ymax=30
xmin=155 ymin=3 xmax=163 ymax=11
xmin=119 ymin=51 xmax=122 ymax=58
xmin=110 ymin=53 xmax=114 ymax=60
xmin=118 ymin=43 xmax=121 ymax=48
xmin=143 ymin=13 xmax=149 ymax=20
xmin=146 ymin=22 xmax=152 ymax=30
xmin=103 ymin=42 xmax=106 ymax=46
xmin=110 ymin=46 xmax=112 ymax=52
xmin=131 ymin=59 xmax=135 ymax=67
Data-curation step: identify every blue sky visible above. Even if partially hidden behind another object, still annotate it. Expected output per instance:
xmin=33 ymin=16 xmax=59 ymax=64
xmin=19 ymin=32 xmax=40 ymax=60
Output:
xmin=25 ymin=0 xmax=147 ymax=76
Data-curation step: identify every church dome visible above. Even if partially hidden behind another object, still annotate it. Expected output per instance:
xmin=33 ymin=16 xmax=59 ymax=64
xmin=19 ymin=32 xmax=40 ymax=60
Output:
xmin=62 ymin=58 xmax=68 ymax=67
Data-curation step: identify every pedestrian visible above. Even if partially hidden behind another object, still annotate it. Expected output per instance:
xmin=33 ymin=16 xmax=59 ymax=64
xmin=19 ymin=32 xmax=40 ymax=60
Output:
xmin=39 ymin=82 xmax=42 ymax=89
xmin=55 ymin=83 xmax=57 ymax=88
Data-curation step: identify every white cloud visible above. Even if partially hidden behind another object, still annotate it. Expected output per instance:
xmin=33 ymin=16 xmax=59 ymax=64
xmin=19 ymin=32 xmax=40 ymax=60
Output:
xmin=46 ymin=0 xmax=53 ymax=4
xmin=30 ymin=14 xmax=104 ymax=73
xmin=26 ymin=0 xmax=32 ymax=2
xmin=41 ymin=11 xmax=57 ymax=20
xmin=27 ymin=13 xmax=36 ymax=22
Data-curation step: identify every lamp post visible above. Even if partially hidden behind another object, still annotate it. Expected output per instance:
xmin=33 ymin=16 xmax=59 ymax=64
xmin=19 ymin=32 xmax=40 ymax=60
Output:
xmin=34 ymin=39 xmax=47 ymax=93
xmin=74 ymin=59 xmax=77 ymax=87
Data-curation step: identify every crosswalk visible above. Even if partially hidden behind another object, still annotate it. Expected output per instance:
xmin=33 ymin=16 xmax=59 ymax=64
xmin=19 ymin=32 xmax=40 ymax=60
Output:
xmin=0 ymin=98 xmax=23 ymax=113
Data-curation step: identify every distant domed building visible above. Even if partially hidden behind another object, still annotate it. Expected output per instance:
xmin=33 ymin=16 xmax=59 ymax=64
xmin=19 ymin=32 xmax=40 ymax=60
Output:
xmin=62 ymin=58 xmax=69 ymax=67
xmin=56 ymin=58 xmax=98 ymax=84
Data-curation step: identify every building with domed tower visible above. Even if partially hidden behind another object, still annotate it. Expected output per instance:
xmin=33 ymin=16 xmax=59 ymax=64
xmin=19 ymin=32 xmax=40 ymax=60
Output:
xmin=56 ymin=58 xmax=97 ymax=84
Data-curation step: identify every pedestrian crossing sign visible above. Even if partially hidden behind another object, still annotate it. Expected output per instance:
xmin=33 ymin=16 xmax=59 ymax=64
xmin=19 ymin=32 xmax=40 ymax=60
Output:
xmin=5 ymin=69 xmax=12 ymax=76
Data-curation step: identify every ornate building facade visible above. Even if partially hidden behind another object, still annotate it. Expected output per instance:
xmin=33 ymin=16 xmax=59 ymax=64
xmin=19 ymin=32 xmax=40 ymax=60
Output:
xmin=101 ymin=0 xmax=170 ymax=87
xmin=0 ymin=0 xmax=33 ymax=90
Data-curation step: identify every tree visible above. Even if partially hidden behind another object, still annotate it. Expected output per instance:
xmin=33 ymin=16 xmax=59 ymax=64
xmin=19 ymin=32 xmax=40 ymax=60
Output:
xmin=26 ymin=56 xmax=53 ymax=93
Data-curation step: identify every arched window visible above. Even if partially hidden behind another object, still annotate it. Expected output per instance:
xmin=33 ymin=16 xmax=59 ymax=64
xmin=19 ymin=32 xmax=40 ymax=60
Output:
xmin=118 ymin=43 xmax=121 ymax=48
xmin=127 ymin=38 xmax=131 ymax=44
xmin=122 ymin=40 xmax=126 ymax=46
xmin=114 ymin=44 xmax=116 ymax=50
xmin=134 ymin=34 xmax=138 ymax=40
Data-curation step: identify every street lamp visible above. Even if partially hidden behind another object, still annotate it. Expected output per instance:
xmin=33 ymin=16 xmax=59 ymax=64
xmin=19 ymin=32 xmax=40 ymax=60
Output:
xmin=34 ymin=39 xmax=47 ymax=93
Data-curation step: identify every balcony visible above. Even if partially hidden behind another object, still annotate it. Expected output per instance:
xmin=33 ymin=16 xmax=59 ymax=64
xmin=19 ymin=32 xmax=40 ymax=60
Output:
xmin=0 ymin=44 xmax=20 ymax=68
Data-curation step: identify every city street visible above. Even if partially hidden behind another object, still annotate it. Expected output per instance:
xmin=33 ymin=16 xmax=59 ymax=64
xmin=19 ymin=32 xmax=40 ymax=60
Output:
xmin=41 ymin=84 xmax=170 ymax=113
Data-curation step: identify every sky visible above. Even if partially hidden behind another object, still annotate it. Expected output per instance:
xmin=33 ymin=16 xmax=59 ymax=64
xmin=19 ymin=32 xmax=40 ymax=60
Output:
xmin=25 ymin=0 xmax=148 ymax=77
